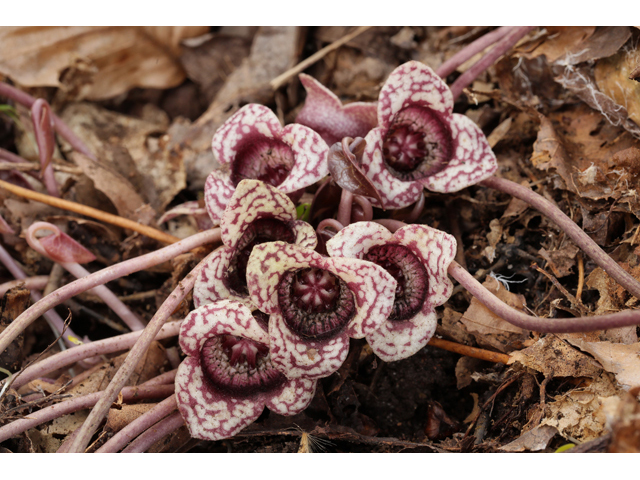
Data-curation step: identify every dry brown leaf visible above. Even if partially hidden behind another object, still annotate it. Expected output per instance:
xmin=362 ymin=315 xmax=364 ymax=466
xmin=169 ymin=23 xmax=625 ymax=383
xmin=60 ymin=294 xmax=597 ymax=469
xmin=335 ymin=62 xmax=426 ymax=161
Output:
xmin=482 ymin=218 xmax=502 ymax=262
xmin=460 ymin=276 xmax=530 ymax=353
xmin=0 ymin=27 xmax=209 ymax=100
xmin=508 ymin=335 xmax=602 ymax=379
xmin=518 ymin=27 xmax=596 ymax=63
xmin=105 ymin=403 xmax=156 ymax=434
xmin=608 ymin=387 xmax=640 ymax=452
xmin=562 ymin=335 xmax=640 ymax=390
xmin=28 ymin=410 xmax=88 ymax=453
xmin=538 ymin=242 xmax=580 ymax=277
xmin=595 ymin=45 xmax=640 ymax=129
xmin=499 ymin=424 xmax=558 ymax=452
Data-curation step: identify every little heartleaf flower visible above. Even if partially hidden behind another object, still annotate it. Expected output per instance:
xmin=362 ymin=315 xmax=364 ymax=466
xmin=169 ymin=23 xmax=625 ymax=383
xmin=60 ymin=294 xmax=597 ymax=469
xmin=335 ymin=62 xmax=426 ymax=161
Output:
xmin=246 ymin=241 xmax=396 ymax=379
xmin=176 ymin=299 xmax=316 ymax=441
xmin=205 ymin=104 xmax=329 ymax=223
xmin=193 ymin=179 xmax=317 ymax=308
xmin=361 ymin=61 xmax=498 ymax=209
xmin=295 ymin=73 xmax=378 ymax=146
xmin=326 ymin=221 xmax=456 ymax=362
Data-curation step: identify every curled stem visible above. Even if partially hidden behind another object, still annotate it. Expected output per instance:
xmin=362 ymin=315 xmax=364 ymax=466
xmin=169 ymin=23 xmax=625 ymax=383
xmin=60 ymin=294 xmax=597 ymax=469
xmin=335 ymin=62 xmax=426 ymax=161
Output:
xmin=0 ymin=229 xmax=221 ymax=355
xmin=450 ymin=26 xmax=535 ymax=101
xmin=66 ymin=250 xmax=213 ymax=453
xmin=449 ymin=260 xmax=640 ymax=332
xmin=337 ymin=189 xmax=354 ymax=227
xmin=481 ymin=176 xmax=640 ymax=300
xmin=436 ymin=26 xmax=514 ymax=79
xmin=96 ymin=394 xmax=178 ymax=453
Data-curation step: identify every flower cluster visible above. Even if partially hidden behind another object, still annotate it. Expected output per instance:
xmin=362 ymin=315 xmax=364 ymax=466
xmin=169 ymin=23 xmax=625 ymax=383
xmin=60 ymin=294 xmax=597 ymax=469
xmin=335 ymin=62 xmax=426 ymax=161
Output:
xmin=174 ymin=60 xmax=488 ymax=442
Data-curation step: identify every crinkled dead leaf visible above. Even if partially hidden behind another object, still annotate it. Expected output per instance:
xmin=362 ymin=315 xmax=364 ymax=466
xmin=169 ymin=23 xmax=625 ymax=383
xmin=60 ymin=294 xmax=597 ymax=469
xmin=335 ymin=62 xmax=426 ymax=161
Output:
xmin=460 ymin=276 xmax=530 ymax=353
xmin=499 ymin=424 xmax=558 ymax=452
xmin=508 ymin=335 xmax=602 ymax=379
xmin=608 ymin=387 xmax=640 ymax=452
xmin=0 ymin=287 xmax=29 ymax=372
xmin=0 ymin=27 xmax=209 ymax=100
xmin=105 ymin=403 xmax=156 ymax=434
xmin=562 ymin=335 xmax=640 ymax=390
xmin=540 ymin=373 xmax=619 ymax=443
xmin=595 ymin=45 xmax=640 ymax=129
xmin=482 ymin=218 xmax=502 ymax=262
xmin=516 ymin=27 xmax=595 ymax=63
xmin=538 ymin=242 xmax=580 ymax=277
xmin=28 ymin=410 xmax=88 ymax=453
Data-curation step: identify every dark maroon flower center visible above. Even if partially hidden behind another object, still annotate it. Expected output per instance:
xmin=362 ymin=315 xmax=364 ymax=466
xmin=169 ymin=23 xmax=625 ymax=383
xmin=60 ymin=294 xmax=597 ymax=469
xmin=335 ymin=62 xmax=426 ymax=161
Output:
xmin=278 ymin=267 xmax=356 ymax=339
xmin=231 ymin=139 xmax=294 ymax=187
xmin=382 ymin=106 xmax=453 ymax=182
xmin=363 ymin=244 xmax=428 ymax=321
xmin=200 ymin=335 xmax=286 ymax=397
xmin=226 ymin=218 xmax=296 ymax=296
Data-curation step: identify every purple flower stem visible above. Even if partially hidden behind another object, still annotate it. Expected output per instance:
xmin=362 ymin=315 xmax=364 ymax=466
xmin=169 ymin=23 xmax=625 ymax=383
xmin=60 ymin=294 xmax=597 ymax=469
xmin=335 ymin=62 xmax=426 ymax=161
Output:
xmin=66 ymin=251 xmax=214 ymax=453
xmin=0 ymin=228 xmax=221 ymax=355
xmin=351 ymin=195 xmax=373 ymax=223
xmin=0 ymin=81 xmax=97 ymax=161
xmin=405 ymin=194 xmax=425 ymax=223
xmin=96 ymin=394 xmax=178 ymax=453
xmin=372 ymin=218 xmax=406 ymax=233
xmin=121 ymin=411 xmax=185 ymax=453
xmin=337 ymin=189 xmax=354 ymax=227
xmin=449 ymin=260 xmax=640 ymax=332
xmin=0 ymin=147 xmax=42 ymax=183
xmin=0 ymin=243 xmax=82 ymax=350
xmin=436 ymin=26 xmax=515 ymax=79
xmin=31 ymin=99 xmax=60 ymax=198
xmin=11 ymin=321 xmax=181 ymax=390
xmin=61 ymin=262 xmax=146 ymax=332
xmin=449 ymin=26 xmax=535 ymax=101
xmin=0 ymin=275 xmax=49 ymax=296
xmin=481 ymin=176 xmax=640 ymax=300
xmin=0 ymin=384 xmax=174 ymax=444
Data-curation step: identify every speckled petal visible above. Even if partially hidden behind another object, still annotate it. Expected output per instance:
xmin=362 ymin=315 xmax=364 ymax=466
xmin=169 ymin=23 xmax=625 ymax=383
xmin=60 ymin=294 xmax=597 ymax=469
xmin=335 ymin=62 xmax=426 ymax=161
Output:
xmin=420 ymin=113 xmax=498 ymax=193
xmin=193 ymin=247 xmax=252 ymax=308
xmin=221 ymin=179 xmax=299 ymax=249
xmin=361 ymin=128 xmax=423 ymax=209
xmin=211 ymin=104 xmax=282 ymax=166
xmin=176 ymin=357 xmax=264 ymax=441
xmin=265 ymin=376 xmax=317 ymax=415
xmin=246 ymin=242 xmax=323 ymax=314
xmin=324 ymin=256 xmax=396 ymax=339
xmin=394 ymin=224 xmax=456 ymax=307
xmin=204 ymin=170 xmax=235 ymax=224
xmin=326 ymin=221 xmax=393 ymax=259
xmin=366 ymin=308 xmax=437 ymax=362
xmin=268 ymin=312 xmax=350 ymax=379
xmin=179 ymin=300 xmax=268 ymax=358
xmin=291 ymin=220 xmax=318 ymax=250
xmin=377 ymin=61 xmax=453 ymax=130
xmin=276 ymin=124 xmax=329 ymax=194
xmin=295 ymin=73 xmax=378 ymax=145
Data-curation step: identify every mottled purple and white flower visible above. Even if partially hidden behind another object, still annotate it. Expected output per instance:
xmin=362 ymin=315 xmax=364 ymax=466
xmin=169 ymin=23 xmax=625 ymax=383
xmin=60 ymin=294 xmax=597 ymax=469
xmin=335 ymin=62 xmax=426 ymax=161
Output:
xmin=205 ymin=104 xmax=329 ymax=223
xmin=176 ymin=299 xmax=316 ymax=441
xmin=295 ymin=73 xmax=378 ymax=146
xmin=194 ymin=179 xmax=317 ymax=308
xmin=362 ymin=61 xmax=498 ymax=209
xmin=326 ymin=222 xmax=456 ymax=362
xmin=246 ymin=241 xmax=396 ymax=379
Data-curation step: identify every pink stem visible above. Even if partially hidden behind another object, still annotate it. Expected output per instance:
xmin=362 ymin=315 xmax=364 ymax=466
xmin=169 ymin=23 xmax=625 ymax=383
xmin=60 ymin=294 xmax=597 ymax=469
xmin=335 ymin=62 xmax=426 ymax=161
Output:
xmin=0 ymin=82 xmax=97 ymax=161
xmin=481 ymin=176 xmax=640 ymax=300
xmin=96 ymin=394 xmax=178 ymax=453
xmin=351 ymin=196 xmax=373 ymax=223
xmin=121 ymin=411 xmax=185 ymax=453
xmin=0 ymin=275 xmax=49 ymax=296
xmin=62 ymin=262 xmax=146 ymax=331
xmin=449 ymin=26 xmax=535 ymax=101
xmin=0 ymin=384 xmax=174 ymax=444
xmin=0 ymin=228 xmax=221 ymax=355
xmin=31 ymin=99 xmax=60 ymax=197
xmin=0 ymin=243 xmax=83 ymax=349
xmin=372 ymin=219 xmax=405 ymax=233
xmin=436 ymin=26 xmax=514 ymax=79
xmin=11 ymin=321 xmax=181 ymax=389
xmin=337 ymin=189 xmax=354 ymax=227
xmin=449 ymin=260 xmax=640 ymax=332
xmin=66 ymin=251 xmax=213 ymax=453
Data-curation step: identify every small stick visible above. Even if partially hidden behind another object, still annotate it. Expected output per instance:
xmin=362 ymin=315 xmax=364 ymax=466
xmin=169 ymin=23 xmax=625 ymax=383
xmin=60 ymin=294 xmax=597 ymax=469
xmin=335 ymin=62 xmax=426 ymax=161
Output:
xmin=270 ymin=26 xmax=373 ymax=90
xmin=427 ymin=337 xmax=510 ymax=364
xmin=0 ymin=179 xmax=180 ymax=245
xmin=576 ymin=253 xmax=585 ymax=303
xmin=0 ymin=276 xmax=49 ymax=296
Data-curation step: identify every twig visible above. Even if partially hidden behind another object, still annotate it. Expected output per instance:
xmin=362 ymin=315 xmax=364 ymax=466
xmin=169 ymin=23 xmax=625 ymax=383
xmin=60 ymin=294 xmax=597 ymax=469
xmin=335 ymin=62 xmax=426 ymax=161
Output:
xmin=0 ymin=276 xmax=49 ymax=296
xmin=427 ymin=337 xmax=510 ymax=364
xmin=0 ymin=160 xmax=82 ymax=174
xmin=576 ymin=253 xmax=585 ymax=303
xmin=270 ymin=26 xmax=373 ymax=90
xmin=0 ymin=179 xmax=180 ymax=245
